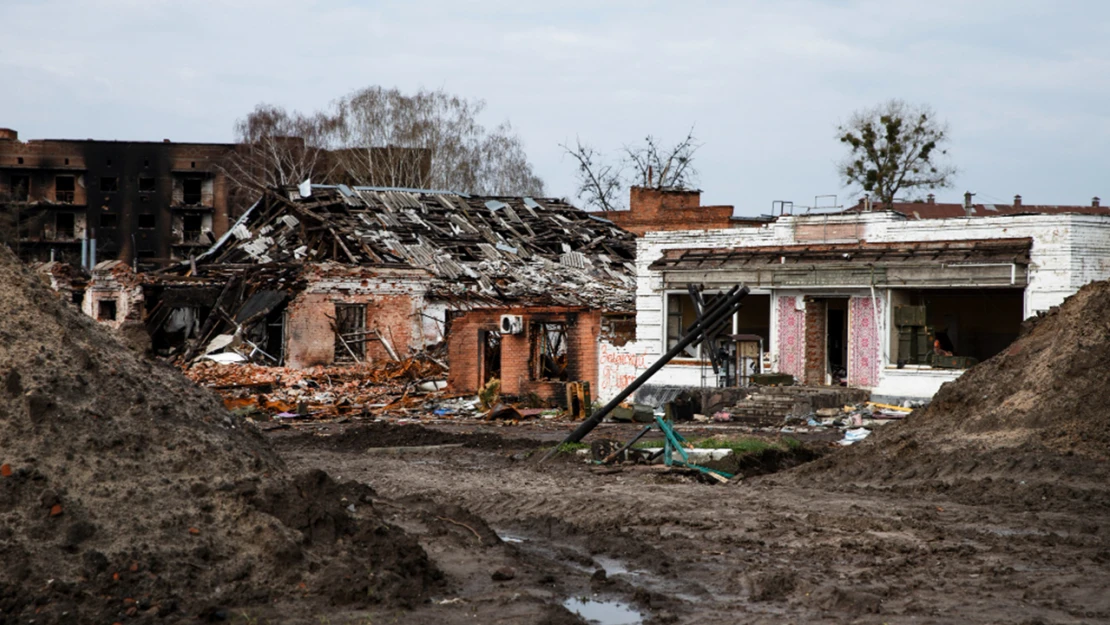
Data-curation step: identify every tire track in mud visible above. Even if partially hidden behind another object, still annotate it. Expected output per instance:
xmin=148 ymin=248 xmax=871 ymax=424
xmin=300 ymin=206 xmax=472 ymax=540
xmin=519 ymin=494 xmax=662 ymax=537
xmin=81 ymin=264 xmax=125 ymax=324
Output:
xmin=281 ymin=441 xmax=1110 ymax=624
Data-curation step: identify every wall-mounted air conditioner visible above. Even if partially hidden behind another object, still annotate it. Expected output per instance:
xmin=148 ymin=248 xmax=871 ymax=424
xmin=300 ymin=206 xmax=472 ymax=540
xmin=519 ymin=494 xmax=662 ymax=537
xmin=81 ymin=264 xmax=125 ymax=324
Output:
xmin=500 ymin=314 xmax=524 ymax=335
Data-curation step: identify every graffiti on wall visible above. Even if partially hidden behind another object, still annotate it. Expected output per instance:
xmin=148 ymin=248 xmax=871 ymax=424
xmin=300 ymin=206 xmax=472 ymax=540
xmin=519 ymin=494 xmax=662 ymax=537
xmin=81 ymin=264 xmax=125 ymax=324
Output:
xmin=597 ymin=341 xmax=649 ymax=402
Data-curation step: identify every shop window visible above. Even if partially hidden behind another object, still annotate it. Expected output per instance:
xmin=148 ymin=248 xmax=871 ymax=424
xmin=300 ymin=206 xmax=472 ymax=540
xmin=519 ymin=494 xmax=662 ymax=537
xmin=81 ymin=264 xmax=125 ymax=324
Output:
xmin=532 ymin=322 xmax=568 ymax=381
xmin=333 ymin=304 xmax=366 ymax=363
xmin=891 ymin=289 xmax=1024 ymax=368
xmin=97 ymin=299 xmax=118 ymax=321
xmin=55 ymin=175 xmax=75 ymax=203
xmin=666 ymin=292 xmax=727 ymax=359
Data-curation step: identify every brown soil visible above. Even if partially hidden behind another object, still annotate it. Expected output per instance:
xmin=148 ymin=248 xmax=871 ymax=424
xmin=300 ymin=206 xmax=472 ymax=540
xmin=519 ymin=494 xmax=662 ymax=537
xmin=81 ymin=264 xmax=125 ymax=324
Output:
xmin=0 ymin=247 xmax=440 ymax=624
xmin=272 ymin=421 xmax=546 ymax=453
xmin=7 ymin=238 xmax=1110 ymax=624
xmin=787 ymin=280 xmax=1110 ymax=512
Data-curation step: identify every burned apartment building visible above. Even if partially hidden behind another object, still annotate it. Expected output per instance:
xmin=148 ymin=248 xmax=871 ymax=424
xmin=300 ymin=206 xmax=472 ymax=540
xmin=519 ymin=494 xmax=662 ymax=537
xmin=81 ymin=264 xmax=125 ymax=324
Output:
xmin=608 ymin=191 xmax=1110 ymax=402
xmin=0 ymin=127 xmax=236 ymax=269
xmin=140 ymin=184 xmax=636 ymax=405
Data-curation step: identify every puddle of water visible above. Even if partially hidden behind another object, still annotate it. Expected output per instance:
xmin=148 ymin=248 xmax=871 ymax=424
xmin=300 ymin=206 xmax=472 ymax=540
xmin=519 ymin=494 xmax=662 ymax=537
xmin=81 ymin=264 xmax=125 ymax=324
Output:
xmin=563 ymin=597 xmax=643 ymax=625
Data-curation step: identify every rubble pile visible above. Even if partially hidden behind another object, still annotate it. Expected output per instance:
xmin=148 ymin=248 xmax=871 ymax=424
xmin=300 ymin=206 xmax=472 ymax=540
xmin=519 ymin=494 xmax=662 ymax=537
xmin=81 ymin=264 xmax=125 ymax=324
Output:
xmin=0 ymin=246 xmax=440 ymax=624
xmin=795 ymin=280 xmax=1110 ymax=509
xmin=185 ymin=356 xmax=450 ymax=418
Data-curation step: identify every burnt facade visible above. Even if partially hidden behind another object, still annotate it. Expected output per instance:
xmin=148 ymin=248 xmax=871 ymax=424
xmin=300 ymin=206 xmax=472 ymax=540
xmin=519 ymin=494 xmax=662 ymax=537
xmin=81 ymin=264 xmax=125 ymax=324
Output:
xmin=0 ymin=128 xmax=234 ymax=269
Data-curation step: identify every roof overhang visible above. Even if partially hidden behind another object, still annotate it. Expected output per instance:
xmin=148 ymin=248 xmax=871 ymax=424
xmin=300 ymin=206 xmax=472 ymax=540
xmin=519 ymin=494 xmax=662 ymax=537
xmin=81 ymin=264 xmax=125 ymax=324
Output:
xmin=652 ymin=238 xmax=1032 ymax=289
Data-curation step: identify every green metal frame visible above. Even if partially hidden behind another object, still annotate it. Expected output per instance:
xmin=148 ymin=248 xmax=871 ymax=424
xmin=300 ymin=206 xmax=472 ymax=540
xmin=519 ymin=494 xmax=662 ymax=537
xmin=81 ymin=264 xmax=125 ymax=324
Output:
xmin=654 ymin=416 xmax=735 ymax=480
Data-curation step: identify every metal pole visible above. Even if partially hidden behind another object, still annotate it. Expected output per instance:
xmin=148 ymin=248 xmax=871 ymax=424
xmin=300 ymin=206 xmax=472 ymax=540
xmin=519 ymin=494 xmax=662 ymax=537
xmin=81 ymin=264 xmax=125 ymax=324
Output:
xmin=542 ymin=285 xmax=749 ymax=461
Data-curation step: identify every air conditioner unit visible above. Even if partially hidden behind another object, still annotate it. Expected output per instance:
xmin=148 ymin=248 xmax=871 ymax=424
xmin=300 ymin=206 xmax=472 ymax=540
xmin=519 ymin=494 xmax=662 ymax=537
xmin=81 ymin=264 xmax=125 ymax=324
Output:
xmin=500 ymin=314 xmax=524 ymax=335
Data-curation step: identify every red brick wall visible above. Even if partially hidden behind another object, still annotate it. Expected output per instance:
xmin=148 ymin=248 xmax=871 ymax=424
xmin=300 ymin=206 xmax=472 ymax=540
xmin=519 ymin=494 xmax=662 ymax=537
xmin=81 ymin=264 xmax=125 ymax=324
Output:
xmin=285 ymin=292 xmax=416 ymax=368
xmin=605 ymin=186 xmax=737 ymax=236
xmin=803 ymin=298 xmax=828 ymax=385
xmin=447 ymin=307 xmax=602 ymax=405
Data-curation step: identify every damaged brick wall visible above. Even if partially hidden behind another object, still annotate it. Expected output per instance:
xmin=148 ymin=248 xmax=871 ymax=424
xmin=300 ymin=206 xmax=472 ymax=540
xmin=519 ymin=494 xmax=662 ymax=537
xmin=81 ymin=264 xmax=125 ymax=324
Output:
xmin=447 ymin=307 xmax=603 ymax=406
xmin=282 ymin=267 xmax=433 ymax=369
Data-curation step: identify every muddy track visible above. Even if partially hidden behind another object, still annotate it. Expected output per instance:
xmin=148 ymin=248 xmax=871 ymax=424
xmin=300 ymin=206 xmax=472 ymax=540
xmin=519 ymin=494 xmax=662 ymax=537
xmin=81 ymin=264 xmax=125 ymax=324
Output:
xmin=277 ymin=431 xmax=1110 ymax=624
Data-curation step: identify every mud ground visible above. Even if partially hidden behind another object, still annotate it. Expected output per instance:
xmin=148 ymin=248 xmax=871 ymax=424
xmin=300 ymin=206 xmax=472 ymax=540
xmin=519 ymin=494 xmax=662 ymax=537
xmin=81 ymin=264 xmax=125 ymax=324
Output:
xmin=267 ymin=420 xmax=1110 ymax=624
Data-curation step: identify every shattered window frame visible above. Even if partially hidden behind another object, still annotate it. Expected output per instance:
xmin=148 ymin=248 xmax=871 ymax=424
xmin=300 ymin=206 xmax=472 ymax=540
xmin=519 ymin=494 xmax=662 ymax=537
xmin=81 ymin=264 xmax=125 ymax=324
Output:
xmin=333 ymin=303 xmax=367 ymax=363
xmin=9 ymin=174 xmax=30 ymax=201
xmin=531 ymin=321 xmax=569 ymax=381
xmin=54 ymin=175 xmax=76 ymax=203
xmin=480 ymin=329 xmax=502 ymax=384
xmin=55 ymin=212 xmax=76 ymax=239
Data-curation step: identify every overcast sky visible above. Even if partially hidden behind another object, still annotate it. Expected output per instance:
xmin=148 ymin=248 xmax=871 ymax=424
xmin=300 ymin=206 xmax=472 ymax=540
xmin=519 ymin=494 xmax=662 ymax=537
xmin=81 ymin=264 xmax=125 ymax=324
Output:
xmin=2 ymin=0 xmax=1107 ymax=215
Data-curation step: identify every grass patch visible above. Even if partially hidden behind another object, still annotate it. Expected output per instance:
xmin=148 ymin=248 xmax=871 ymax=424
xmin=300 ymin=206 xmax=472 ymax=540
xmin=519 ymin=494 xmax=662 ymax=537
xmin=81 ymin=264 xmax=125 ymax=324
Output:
xmin=553 ymin=442 xmax=589 ymax=454
xmin=633 ymin=436 xmax=796 ymax=455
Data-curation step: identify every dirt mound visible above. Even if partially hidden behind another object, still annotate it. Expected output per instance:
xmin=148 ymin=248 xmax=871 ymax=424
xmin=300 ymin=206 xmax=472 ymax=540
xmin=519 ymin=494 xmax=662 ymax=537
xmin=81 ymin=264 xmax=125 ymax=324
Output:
xmin=274 ymin=421 xmax=545 ymax=453
xmin=791 ymin=281 xmax=1110 ymax=510
xmin=0 ymin=247 xmax=439 ymax=624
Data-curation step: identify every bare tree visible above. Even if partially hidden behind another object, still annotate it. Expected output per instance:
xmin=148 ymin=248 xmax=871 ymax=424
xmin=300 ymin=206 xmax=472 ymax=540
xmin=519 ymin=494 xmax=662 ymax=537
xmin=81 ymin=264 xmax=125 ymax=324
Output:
xmin=624 ymin=128 xmax=701 ymax=190
xmin=837 ymin=99 xmax=957 ymax=208
xmin=562 ymin=128 xmax=702 ymax=211
xmin=220 ymin=104 xmax=339 ymax=207
xmin=560 ymin=138 xmax=623 ymax=211
xmin=328 ymin=87 xmax=544 ymax=195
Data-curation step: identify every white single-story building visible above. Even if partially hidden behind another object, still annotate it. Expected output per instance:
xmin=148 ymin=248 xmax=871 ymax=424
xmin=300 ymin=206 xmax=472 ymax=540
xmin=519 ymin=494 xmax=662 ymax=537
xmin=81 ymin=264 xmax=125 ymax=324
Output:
xmin=597 ymin=197 xmax=1110 ymax=402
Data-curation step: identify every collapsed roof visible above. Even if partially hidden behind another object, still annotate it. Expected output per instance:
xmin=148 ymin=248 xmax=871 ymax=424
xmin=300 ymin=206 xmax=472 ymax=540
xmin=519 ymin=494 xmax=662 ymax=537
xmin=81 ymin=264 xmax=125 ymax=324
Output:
xmin=190 ymin=185 xmax=637 ymax=310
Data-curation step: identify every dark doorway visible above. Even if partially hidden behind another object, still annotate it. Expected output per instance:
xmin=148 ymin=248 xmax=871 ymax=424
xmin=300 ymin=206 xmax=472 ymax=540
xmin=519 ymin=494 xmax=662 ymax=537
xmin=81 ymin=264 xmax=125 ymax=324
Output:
xmin=480 ymin=330 xmax=502 ymax=384
xmin=827 ymin=298 xmax=848 ymax=385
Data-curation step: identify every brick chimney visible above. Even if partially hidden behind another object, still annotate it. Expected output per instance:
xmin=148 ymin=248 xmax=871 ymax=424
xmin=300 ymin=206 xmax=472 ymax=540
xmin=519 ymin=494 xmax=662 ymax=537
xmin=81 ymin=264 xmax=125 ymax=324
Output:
xmin=0 ymin=128 xmax=17 ymax=141
xmin=1014 ymin=194 xmax=1022 ymax=207
xmin=926 ymin=193 xmax=935 ymax=204
xmin=1094 ymin=196 xmax=1102 ymax=208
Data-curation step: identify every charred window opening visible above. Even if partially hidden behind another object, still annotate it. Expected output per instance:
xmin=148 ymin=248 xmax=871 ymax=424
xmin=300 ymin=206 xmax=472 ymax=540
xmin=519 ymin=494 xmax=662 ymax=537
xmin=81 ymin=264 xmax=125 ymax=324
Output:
xmin=138 ymin=214 xmax=156 ymax=229
xmin=532 ymin=322 xmax=568 ymax=381
xmin=480 ymin=330 xmax=502 ymax=384
xmin=182 ymin=214 xmax=202 ymax=242
xmin=100 ymin=176 xmax=119 ymax=192
xmin=55 ymin=175 xmax=75 ymax=203
xmin=97 ymin=299 xmax=118 ymax=321
xmin=100 ymin=213 xmax=118 ymax=228
xmin=71 ymin=289 xmax=84 ymax=306
xmin=17 ymin=157 xmax=24 ymax=165
xmin=55 ymin=212 xmax=75 ymax=239
xmin=183 ymin=178 xmax=202 ymax=205
xmin=333 ymin=304 xmax=367 ymax=363
xmin=10 ymin=174 xmax=30 ymax=201
xmin=139 ymin=177 xmax=156 ymax=193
